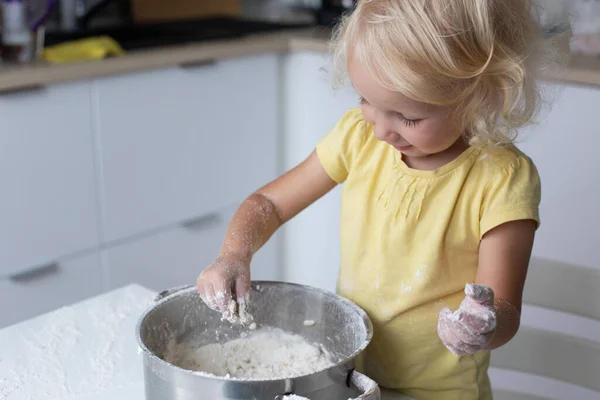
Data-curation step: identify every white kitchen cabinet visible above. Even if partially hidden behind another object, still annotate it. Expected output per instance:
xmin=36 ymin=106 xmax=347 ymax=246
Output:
xmin=516 ymin=83 xmax=600 ymax=270
xmin=0 ymin=252 xmax=103 ymax=328
xmin=104 ymin=206 xmax=279 ymax=292
xmin=95 ymin=54 xmax=280 ymax=244
xmin=281 ymin=52 xmax=359 ymax=292
xmin=0 ymin=82 xmax=100 ymax=279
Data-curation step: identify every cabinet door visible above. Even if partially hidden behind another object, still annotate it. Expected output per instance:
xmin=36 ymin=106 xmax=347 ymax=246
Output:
xmin=0 ymin=83 xmax=100 ymax=278
xmin=105 ymin=206 xmax=279 ymax=292
xmin=95 ymin=54 xmax=279 ymax=243
xmin=517 ymin=83 xmax=600 ymax=269
xmin=0 ymin=253 xmax=103 ymax=328
xmin=281 ymin=52 xmax=359 ymax=292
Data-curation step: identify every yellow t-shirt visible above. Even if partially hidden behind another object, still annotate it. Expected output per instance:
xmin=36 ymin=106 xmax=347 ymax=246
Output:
xmin=316 ymin=108 xmax=541 ymax=400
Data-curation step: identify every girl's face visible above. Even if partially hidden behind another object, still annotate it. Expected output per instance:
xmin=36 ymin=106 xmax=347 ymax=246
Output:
xmin=348 ymin=59 xmax=467 ymax=165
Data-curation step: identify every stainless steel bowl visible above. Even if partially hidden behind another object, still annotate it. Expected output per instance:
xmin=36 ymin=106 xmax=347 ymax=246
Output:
xmin=135 ymin=281 xmax=380 ymax=399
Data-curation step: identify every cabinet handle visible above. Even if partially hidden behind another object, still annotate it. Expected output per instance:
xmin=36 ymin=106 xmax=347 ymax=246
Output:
xmin=9 ymin=262 xmax=60 ymax=283
xmin=181 ymin=212 xmax=221 ymax=230
xmin=179 ymin=59 xmax=218 ymax=70
xmin=0 ymin=84 xmax=46 ymax=95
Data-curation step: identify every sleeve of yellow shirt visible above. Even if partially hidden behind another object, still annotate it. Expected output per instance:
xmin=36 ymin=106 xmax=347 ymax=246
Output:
xmin=479 ymin=151 xmax=541 ymax=237
xmin=316 ymin=108 xmax=369 ymax=184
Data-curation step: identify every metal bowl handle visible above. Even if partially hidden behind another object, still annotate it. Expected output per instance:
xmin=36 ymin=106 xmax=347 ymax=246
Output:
xmin=154 ymin=284 xmax=195 ymax=302
xmin=273 ymin=371 xmax=380 ymax=400
xmin=348 ymin=370 xmax=381 ymax=400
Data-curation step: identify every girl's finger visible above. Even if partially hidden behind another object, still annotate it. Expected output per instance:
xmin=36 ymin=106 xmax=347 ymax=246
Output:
xmin=465 ymin=283 xmax=494 ymax=306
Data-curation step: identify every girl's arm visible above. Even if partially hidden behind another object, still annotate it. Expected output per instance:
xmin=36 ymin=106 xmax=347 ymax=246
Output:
xmin=438 ymin=219 xmax=537 ymax=355
xmin=475 ymin=219 xmax=537 ymax=349
xmin=222 ymin=149 xmax=338 ymax=258
xmin=197 ymin=150 xmax=337 ymax=317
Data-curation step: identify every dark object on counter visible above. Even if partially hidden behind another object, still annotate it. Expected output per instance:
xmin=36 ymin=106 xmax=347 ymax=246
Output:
xmin=130 ymin=0 xmax=241 ymax=25
xmin=76 ymin=0 xmax=127 ymax=30
xmin=43 ymin=17 xmax=313 ymax=51
xmin=315 ymin=0 xmax=356 ymax=28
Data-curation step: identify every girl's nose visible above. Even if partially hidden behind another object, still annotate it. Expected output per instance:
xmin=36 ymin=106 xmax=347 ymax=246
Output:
xmin=373 ymin=123 xmax=399 ymax=143
xmin=366 ymin=109 xmax=399 ymax=143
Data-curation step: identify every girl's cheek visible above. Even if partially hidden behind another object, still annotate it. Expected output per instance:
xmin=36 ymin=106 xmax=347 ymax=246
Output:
xmin=361 ymin=106 xmax=375 ymax=124
xmin=408 ymin=128 xmax=439 ymax=151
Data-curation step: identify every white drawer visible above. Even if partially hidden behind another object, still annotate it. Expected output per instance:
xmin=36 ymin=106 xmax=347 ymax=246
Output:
xmin=0 ymin=253 xmax=104 ymax=329
xmin=0 ymin=82 xmax=100 ymax=278
xmin=95 ymin=54 xmax=279 ymax=243
xmin=105 ymin=207 xmax=280 ymax=292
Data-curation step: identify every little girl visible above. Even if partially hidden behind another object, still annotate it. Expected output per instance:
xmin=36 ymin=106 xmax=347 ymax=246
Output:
xmin=198 ymin=0 xmax=560 ymax=398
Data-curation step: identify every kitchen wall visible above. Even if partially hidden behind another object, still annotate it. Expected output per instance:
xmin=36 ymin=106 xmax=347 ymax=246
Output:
xmin=516 ymin=83 xmax=600 ymax=270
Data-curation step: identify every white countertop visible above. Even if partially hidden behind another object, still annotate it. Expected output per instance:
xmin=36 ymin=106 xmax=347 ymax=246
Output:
xmin=0 ymin=284 xmax=408 ymax=400
xmin=0 ymin=284 xmax=156 ymax=400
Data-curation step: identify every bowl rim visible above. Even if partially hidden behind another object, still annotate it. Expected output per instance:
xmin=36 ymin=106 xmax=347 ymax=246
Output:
xmin=134 ymin=280 xmax=374 ymax=383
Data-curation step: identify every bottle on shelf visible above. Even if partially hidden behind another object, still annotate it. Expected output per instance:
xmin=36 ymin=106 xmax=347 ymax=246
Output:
xmin=1 ymin=0 xmax=32 ymax=63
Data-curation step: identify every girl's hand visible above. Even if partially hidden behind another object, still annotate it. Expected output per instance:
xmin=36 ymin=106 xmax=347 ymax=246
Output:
xmin=437 ymin=283 xmax=497 ymax=356
xmin=197 ymin=253 xmax=253 ymax=325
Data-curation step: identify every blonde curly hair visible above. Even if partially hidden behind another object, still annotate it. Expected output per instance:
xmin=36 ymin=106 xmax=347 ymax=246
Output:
xmin=330 ymin=0 xmax=567 ymax=149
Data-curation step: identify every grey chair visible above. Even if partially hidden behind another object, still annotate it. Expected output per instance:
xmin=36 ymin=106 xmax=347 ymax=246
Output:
xmin=490 ymin=257 xmax=600 ymax=400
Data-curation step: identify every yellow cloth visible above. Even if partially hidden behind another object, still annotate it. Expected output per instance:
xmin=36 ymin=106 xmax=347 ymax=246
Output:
xmin=43 ymin=36 xmax=125 ymax=64
xmin=316 ymin=108 xmax=541 ymax=400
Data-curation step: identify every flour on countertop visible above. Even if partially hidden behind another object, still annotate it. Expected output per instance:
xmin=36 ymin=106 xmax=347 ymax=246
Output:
xmin=0 ymin=286 xmax=154 ymax=400
xmin=165 ymin=327 xmax=334 ymax=379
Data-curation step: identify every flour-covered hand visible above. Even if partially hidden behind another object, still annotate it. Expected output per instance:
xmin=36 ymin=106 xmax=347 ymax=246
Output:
xmin=197 ymin=253 xmax=253 ymax=325
xmin=437 ymin=283 xmax=497 ymax=356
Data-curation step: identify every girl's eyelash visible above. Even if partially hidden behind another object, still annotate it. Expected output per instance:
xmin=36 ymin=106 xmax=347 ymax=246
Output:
xmin=402 ymin=118 xmax=420 ymax=128
xmin=396 ymin=113 xmax=421 ymax=128
xmin=360 ymin=96 xmax=421 ymax=127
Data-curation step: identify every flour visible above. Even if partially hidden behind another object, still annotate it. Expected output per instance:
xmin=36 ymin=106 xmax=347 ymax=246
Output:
xmin=205 ymin=292 xmax=254 ymax=326
xmin=220 ymin=295 xmax=254 ymax=325
xmin=0 ymin=286 xmax=154 ymax=400
xmin=165 ymin=327 xmax=334 ymax=379
xmin=415 ymin=264 xmax=429 ymax=280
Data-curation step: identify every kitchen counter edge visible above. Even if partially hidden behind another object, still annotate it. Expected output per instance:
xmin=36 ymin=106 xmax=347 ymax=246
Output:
xmin=0 ymin=29 xmax=330 ymax=93
xmin=0 ymin=27 xmax=598 ymax=93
